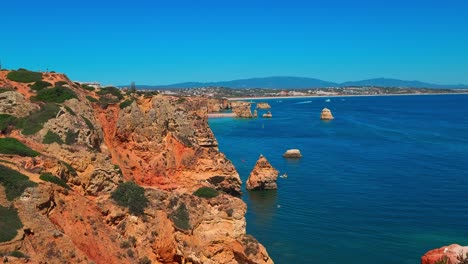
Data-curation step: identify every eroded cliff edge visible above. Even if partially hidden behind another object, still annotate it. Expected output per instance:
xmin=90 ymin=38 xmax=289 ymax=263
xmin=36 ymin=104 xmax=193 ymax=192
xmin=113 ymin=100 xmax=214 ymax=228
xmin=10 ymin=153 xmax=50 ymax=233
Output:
xmin=0 ymin=69 xmax=272 ymax=264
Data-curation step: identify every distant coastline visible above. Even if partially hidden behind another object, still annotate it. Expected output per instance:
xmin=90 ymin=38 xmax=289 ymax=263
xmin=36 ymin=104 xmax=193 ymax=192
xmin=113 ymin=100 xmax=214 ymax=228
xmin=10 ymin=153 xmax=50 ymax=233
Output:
xmin=227 ymin=92 xmax=468 ymax=101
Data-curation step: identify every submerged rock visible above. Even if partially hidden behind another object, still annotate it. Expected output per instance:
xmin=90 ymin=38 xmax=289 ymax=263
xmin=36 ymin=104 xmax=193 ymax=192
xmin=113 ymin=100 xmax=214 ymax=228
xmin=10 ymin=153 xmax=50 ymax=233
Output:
xmin=246 ymin=155 xmax=279 ymax=190
xmin=320 ymin=108 xmax=334 ymax=120
xmin=283 ymin=149 xmax=302 ymax=158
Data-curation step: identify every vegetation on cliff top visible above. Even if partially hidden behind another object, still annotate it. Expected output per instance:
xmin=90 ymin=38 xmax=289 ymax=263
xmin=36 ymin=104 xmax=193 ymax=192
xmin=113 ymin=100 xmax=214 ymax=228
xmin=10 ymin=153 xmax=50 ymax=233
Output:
xmin=32 ymin=86 xmax=77 ymax=103
xmin=119 ymin=99 xmax=135 ymax=109
xmin=0 ymin=165 xmax=37 ymax=200
xmin=6 ymin=69 xmax=42 ymax=83
xmin=0 ymin=205 xmax=23 ymax=242
xmin=0 ymin=114 xmax=17 ymax=134
xmin=111 ymin=182 xmax=148 ymax=215
xmin=193 ymin=186 xmax=219 ymax=198
xmin=170 ymin=202 xmax=191 ymax=231
xmin=29 ymin=81 xmax=52 ymax=91
xmin=39 ymin=172 xmax=70 ymax=189
xmin=0 ymin=138 xmax=40 ymax=157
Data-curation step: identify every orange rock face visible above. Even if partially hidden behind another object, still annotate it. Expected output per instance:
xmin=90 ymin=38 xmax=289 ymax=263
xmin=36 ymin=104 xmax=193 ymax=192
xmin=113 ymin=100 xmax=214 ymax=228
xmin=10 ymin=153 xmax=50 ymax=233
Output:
xmin=0 ymin=70 xmax=272 ymax=263
xmin=421 ymin=244 xmax=468 ymax=264
xmin=246 ymin=155 xmax=279 ymax=190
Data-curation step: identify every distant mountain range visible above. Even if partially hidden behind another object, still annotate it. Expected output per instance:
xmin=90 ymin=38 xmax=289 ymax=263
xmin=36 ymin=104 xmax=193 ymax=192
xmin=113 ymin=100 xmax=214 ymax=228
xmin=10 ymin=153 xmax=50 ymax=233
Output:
xmin=134 ymin=76 xmax=468 ymax=89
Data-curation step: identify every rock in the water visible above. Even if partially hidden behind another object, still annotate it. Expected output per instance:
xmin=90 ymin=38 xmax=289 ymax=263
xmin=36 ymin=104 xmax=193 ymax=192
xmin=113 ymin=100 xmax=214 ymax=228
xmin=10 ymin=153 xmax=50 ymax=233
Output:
xmin=256 ymin=102 xmax=271 ymax=109
xmin=253 ymin=109 xmax=258 ymax=118
xmin=283 ymin=149 xmax=302 ymax=158
xmin=262 ymin=111 xmax=272 ymax=118
xmin=421 ymin=244 xmax=468 ymax=264
xmin=246 ymin=155 xmax=279 ymax=190
xmin=231 ymin=101 xmax=254 ymax=118
xmin=320 ymin=108 xmax=334 ymax=120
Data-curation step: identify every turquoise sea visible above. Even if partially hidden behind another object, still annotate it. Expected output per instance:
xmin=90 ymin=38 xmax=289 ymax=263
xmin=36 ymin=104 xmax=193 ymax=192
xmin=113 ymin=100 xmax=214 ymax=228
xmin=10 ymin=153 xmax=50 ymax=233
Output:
xmin=208 ymin=94 xmax=468 ymax=264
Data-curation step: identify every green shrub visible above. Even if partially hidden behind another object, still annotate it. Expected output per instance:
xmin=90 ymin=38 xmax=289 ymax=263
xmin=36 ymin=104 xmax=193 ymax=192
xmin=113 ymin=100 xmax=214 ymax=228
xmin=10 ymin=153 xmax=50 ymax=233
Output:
xmin=0 ymin=165 xmax=37 ymax=200
xmin=99 ymin=95 xmax=120 ymax=108
xmin=39 ymin=172 xmax=70 ymax=189
xmin=43 ymin=130 xmax=63 ymax=144
xmin=81 ymin=84 xmax=95 ymax=91
xmin=86 ymin=95 xmax=99 ymax=103
xmin=193 ymin=187 xmax=219 ymax=198
xmin=55 ymin=81 xmax=68 ymax=87
xmin=60 ymin=161 xmax=77 ymax=176
xmin=65 ymin=129 xmax=78 ymax=145
xmin=170 ymin=203 xmax=190 ymax=230
xmin=81 ymin=115 xmax=95 ymax=130
xmin=120 ymin=240 xmax=131 ymax=248
xmin=97 ymin=86 xmax=123 ymax=100
xmin=0 ymin=114 xmax=17 ymax=133
xmin=0 ymin=205 xmax=23 ymax=242
xmin=32 ymin=86 xmax=77 ymax=103
xmin=64 ymin=106 xmax=76 ymax=116
xmin=0 ymin=138 xmax=40 ymax=157
xmin=138 ymin=256 xmax=152 ymax=264
xmin=16 ymin=103 xmax=60 ymax=135
xmin=9 ymin=250 xmax=28 ymax=258
xmin=119 ymin=99 xmax=134 ymax=109
xmin=7 ymin=69 xmax=42 ymax=83
xmin=111 ymin=182 xmax=148 ymax=215
xmin=175 ymin=97 xmax=186 ymax=104
xmin=30 ymin=81 xmax=52 ymax=91
xmin=0 ymin=88 xmax=14 ymax=94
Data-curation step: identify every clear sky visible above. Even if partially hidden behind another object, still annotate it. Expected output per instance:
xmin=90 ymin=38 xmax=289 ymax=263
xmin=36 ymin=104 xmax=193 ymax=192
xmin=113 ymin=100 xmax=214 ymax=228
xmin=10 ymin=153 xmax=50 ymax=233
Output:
xmin=1 ymin=0 xmax=467 ymax=85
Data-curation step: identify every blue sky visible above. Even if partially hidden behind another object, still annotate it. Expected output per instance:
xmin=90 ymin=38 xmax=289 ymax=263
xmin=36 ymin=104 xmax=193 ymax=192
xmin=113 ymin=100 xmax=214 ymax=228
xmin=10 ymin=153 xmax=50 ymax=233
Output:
xmin=1 ymin=0 xmax=467 ymax=85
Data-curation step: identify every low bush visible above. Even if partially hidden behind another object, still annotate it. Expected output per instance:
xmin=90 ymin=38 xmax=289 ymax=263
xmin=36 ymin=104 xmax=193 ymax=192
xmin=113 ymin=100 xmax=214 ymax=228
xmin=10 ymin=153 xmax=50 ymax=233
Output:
xmin=65 ymin=129 xmax=78 ymax=145
xmin=0 ymin=205 xmax=23 ymax=242
xmin=81 ymin=115 xmax=94 ymax=130
xmin=29 ymin=81 xmax=52 ymax=91
xmin=86 ymin=95 xmax=99 ymax=103
xmin=193 ymin=186 xmax=219 ymax=198
xmin=97 ymin=86 xmax=123 ymax=100
xmin=55 ymin=81 xmax=68 ymax=87
xmin=32 ymin=86 xmax=77 ymax=103
xmin=169 ymin=203 xmax=191 ymax=230
xmin=138 ymin=256 xmax=152 ymax=264
xmin=6 ymin=69 xmax=42 ymax=83
xmin=99 ymin=95 xmax=120 ymax=109
xmin=0 ymin=138 xmax=40 ymax=157
xmin=43 ymin=130 xmax=63 ymax=144
xmin=0 ymin=114 xmax=17 ymax=134
xmin=16 ymin=103 xmax=60 ymax=135
xmin=0 ymin=88 xmax=14 ymax=94
xmin=64 ymin=106 xmax=76 ymax=116
xmin=81 ymin=84 xmax=95 ymax=91
xmin=60 ymin=161 xmax=77 ymax=176
xmin=119 ymin=99 xmax=134 ymax=109
xmin=0 ymin=165 xmax=37 ymax=200
xmin=111 ymin=182 xmax=148 ymax=215
xmin=39 ymin=172 xmax=70 ymax=189
xmin=9 ymin=250 xmax=28 ymax=258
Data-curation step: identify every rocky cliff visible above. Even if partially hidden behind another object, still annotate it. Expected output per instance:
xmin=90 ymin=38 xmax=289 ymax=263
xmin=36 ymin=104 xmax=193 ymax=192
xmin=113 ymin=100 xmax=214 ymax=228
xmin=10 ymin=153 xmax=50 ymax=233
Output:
xmin=421 ymin=244 xmax=468 ymax=264
xmin=0 ymin=69 xmax=272 ymax=263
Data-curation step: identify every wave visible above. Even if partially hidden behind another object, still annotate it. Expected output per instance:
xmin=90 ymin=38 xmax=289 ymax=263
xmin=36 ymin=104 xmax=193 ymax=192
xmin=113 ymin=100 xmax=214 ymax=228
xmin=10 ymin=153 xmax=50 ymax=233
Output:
xmin=295 ymin=100 xmax=312 ymax=104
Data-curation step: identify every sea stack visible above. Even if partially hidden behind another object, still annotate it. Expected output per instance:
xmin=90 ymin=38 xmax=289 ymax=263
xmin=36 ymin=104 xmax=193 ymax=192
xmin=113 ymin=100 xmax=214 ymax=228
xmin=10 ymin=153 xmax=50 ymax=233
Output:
xmin=262 ymin=111 xmax=272 ymax=118
xmin=320 ymin=108 xmax=334 ymax=120
xmin=283 ymin=149 xmax=302 ymax=158
xmin=246 ymin=155 xmax=279 ymax=190
xmin=256 ymin=102 xmax=271 ymax=109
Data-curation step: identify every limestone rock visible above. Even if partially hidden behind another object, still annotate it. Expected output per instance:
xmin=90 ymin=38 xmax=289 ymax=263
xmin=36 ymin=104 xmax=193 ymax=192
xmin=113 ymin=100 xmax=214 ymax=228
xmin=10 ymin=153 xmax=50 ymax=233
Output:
xmin=421 ymin=244 xmax=468 ymax=264
xmin=256 ymin=102 xmax=271 ymax=109
xmin=0 ymin=91 xmax=38 ymax=117
xmin=231 ymin=101 xmax=253 ymax=118
xmin=262 ymin=111 xmax=272 ymax=118
xmin=246 ymin=155 xmax=279 ymax=190
xmin=283 ymin=149 xmax=302 ymax=158
xmin=320 ymin=108 xmax=334 ymax=120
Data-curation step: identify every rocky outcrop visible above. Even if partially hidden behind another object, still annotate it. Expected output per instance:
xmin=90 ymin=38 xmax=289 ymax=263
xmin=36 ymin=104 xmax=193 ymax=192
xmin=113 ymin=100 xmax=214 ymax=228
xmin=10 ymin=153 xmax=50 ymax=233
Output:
xmin=0 ymin=91 xmax=38 ymax=117
xmin=0 ymin=69 xmax=272 ymax=263
xmin=263 ymin=111 xmax=272 ymax=118
xmin=256 ymin=102 xmax=271 ymax=109
xmin=320 ymin=108 xmax=334 ymax=120
xmin=421 ymin=244 xmax=468 ymax=264
xmin=283 ymin=149 xmax=302 ymax=158
xmin=246 ymin=155 xmax=279 ymax=190
xmin=231 ymin=101 xmax=254 ymax=118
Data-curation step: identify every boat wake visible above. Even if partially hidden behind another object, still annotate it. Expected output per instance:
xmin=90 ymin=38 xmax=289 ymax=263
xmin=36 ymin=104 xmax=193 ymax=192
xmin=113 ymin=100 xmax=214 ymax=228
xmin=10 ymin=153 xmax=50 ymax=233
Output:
xmin=295 ymin=100 xmax=312 ymax=104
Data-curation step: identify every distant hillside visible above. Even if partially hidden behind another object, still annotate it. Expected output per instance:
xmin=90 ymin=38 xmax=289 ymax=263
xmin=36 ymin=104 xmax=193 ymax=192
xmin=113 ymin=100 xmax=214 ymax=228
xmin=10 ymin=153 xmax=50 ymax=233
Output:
xmin=134 ymin=76 xmax=468 ymax=89
xmin=341 ymin=78 xmax=468 ymax=89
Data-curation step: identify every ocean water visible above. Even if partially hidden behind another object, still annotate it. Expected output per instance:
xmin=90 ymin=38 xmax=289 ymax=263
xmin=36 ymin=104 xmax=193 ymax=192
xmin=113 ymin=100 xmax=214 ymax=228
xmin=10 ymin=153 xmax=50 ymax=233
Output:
xmin=208 ymin=94 xmax=468 ymax=264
